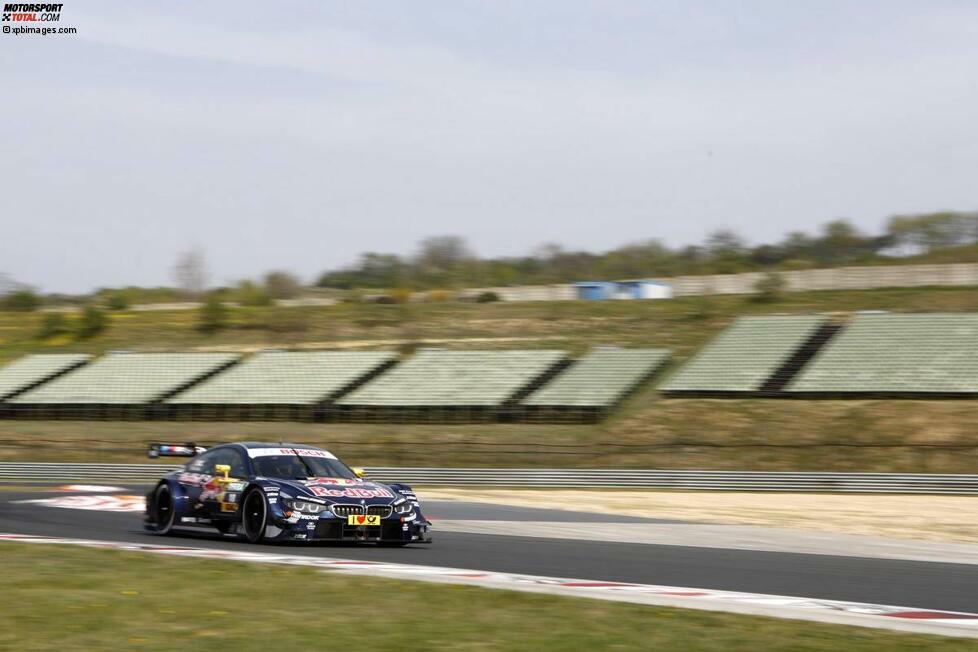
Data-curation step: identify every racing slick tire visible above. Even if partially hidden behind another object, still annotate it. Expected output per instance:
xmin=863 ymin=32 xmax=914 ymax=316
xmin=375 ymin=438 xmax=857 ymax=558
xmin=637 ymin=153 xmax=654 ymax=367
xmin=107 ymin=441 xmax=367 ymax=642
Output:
xmin=152 ymin=483 xmax=177 ymax=535
xmin=242 ymin=488 xmax=268 ymax=543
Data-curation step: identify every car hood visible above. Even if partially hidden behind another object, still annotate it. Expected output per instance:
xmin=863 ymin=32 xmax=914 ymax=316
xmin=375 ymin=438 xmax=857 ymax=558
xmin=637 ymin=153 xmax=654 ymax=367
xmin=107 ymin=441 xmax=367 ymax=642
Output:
xmin=271 ymin=477 xmax=398 ymax=504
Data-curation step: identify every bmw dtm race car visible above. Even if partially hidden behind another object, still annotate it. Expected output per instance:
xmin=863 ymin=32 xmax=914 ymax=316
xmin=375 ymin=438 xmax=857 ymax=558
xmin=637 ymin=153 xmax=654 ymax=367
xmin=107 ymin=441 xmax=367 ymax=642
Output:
xmin=144 ymin=441 xmax=432 ymax=546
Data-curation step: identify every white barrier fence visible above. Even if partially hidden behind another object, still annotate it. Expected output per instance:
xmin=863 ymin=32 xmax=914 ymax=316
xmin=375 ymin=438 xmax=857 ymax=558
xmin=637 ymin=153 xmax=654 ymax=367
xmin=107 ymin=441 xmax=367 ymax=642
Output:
xmin=463 ymin=262 xmax=978 ymax=300
xmin=2 ymin=463 xmax=978 ymax=494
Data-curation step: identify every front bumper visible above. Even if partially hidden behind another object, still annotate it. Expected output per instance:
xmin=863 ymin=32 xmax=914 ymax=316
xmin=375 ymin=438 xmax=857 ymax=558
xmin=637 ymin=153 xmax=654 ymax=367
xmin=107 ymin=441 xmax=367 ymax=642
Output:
xmin=273 ymin=512 xmax=432 ymax=543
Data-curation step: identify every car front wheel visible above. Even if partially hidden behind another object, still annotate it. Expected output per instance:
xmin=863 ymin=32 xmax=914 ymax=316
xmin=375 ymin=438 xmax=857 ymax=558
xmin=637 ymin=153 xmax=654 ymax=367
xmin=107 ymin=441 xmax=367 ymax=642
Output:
xmin=241 ymin=488 xmax=267 ymax=544
xmin=153 ymin=484 xmax=176 ymax=535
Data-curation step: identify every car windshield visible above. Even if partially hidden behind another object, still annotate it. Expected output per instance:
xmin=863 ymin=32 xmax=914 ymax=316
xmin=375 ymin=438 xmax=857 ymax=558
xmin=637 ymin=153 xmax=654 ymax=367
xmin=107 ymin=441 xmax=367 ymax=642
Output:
xmin=253 ymin=455 xmax=357 ymax=480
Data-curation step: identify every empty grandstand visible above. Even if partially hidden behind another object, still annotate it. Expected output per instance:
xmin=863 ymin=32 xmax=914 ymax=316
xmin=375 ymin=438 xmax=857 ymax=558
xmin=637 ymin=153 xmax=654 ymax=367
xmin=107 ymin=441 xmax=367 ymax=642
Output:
xmin=660 ymin=315 xmax=836 ymax=396
xmin=522 ymin=347 xmax=670 ymax=422
xmin=0 ymin=354 xmax=92 ymax=402
xmin=788 ymin=313 xmax=978 ymax=396
xmin=7 ymin=352 xmax=240 ymax=419
xmin=165 ymin=351 xmax=397 ymax=420
xmin=333 ymin=349 xmax=568 ymax=422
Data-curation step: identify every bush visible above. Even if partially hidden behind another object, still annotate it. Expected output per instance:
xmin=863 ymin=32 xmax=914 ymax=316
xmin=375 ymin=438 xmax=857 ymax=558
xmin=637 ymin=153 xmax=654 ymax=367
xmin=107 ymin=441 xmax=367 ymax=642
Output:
xmin=390 ymin=288 xmax=413 ymax=304
xmin=37 ymin=313 xmax=69 ymax=339
xmin=197 ymin=296 xmax=228 ymax=333
xmin=236 ymin=281 xmax=273 ymax=307
xmin=1 ymin=290 xmax=41 ymax=312
xmin=426 ymin=289 xmax=453 ymax=302
xmin=77 ymin=306 xmax=107 ymax=339
xmin=683 ymin=294 xmax=717 ymax=321
xmin=475 ymin=291 xmax=500 ymax=303
xmin=106 ymin=293 xmax=130 ymax=311
xmin=263 ymin=271 xmax=302 ymax=299
xmin=752 ymin=271 xmax=788 ymax=303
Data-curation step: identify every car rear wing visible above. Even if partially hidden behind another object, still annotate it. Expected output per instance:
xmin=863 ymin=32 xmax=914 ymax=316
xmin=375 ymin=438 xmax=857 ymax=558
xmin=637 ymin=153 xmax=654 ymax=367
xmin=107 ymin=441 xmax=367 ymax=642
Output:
xmin=148 ymin=442 xmax=207 ymax=459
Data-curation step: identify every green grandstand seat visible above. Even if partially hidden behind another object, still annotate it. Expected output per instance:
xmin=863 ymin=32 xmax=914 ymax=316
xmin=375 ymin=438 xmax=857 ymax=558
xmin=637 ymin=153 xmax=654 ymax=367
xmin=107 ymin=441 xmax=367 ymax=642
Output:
xmin=522 ymin=347 xmax=670 ymax=407
xmin=788 ymin=313 xmax=978 ymax=394
xmin=166 ymin=351 xmax=396 ymax=405
xmin=9 ymin=352 xmax=241 ymax=405
xmin=336 ymin=349 xmax=568 ymax=407
xmin=0 ymin=354 xmax=92 ymax=401
xmin=660 ymin=315 xmax=827 ymax=393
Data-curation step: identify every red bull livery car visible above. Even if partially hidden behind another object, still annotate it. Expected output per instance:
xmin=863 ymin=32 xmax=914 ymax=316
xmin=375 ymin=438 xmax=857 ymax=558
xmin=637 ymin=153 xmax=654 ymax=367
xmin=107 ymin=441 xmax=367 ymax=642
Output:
xmin=144 ymin=442 xmax=432 ymax=546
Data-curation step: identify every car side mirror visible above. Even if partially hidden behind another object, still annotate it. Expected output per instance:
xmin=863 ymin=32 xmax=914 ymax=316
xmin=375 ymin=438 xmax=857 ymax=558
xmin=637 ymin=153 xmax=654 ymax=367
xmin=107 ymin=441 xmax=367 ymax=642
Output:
xmin=215 ymin=464 xmax=231 ymax=480
xmin=352 ymin=467 xmax=365 ymax=478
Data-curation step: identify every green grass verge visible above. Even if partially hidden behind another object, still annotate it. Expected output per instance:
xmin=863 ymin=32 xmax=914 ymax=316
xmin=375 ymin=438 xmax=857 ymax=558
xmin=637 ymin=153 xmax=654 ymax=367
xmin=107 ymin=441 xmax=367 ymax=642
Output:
xmin=2 ymin=399 xmax=977 ymax=472
xmin=0 ymin=542 xmax=970 ymax=651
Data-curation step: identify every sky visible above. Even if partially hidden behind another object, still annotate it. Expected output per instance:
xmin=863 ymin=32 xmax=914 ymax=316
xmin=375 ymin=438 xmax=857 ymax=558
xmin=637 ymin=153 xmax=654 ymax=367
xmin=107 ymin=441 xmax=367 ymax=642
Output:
xmin=2 ymin=1 xmax=978 ymax=293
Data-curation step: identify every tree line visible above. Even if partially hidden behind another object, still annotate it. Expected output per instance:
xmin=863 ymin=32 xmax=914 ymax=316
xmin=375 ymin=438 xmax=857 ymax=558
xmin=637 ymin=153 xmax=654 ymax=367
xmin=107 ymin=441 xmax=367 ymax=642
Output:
xmin=315 ymin=211 xmax=978 ymax=290
xmin=2 ymin=210 xmax=977 ymax=310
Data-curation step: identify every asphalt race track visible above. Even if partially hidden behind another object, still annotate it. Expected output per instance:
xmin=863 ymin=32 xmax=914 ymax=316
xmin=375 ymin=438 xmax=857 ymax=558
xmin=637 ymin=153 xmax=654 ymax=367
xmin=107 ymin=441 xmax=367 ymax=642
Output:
xmin=2 ymin=486 xmax=977 ymax=614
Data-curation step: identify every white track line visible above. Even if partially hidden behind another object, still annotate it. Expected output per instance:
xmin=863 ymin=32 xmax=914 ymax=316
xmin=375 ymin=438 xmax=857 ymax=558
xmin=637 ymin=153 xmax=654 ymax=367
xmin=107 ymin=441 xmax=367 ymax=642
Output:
xmin=1 ymin=533 xmax=977 ymax=639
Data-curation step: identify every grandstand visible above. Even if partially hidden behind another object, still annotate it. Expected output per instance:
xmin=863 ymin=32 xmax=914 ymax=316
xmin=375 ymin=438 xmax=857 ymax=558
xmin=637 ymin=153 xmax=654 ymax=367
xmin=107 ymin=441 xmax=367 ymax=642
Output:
xmin=165 ymin=351 xmax=397 ymax=420
xmin=788 ymin=313 xmax=978 ymax=396
xmin=522 ymin=347 xmax=670 ymax=422
xmin=333 ymin=349 xmax=568 ymax=422
xmin=7 ymin=352 xmax=240 ymax=419
xmin=0 ymin=354 xmax=92 ymax=402
xmin=660 ymin=315 xmax=836 ymax=396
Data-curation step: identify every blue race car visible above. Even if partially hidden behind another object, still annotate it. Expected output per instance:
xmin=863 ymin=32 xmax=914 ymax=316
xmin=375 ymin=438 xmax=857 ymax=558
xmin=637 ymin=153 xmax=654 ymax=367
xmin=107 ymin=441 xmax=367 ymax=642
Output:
xmin=144 ymin=441 xmax=432 ymax=546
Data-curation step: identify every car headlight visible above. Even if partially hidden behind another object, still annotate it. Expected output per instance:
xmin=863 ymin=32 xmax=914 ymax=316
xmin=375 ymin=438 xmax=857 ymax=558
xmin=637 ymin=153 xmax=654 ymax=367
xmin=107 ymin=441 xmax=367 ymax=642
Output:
xmin=393 ymin=501 xmax=415 ymax=514
xmin=283 ymin=499 xmax=327 ymax=514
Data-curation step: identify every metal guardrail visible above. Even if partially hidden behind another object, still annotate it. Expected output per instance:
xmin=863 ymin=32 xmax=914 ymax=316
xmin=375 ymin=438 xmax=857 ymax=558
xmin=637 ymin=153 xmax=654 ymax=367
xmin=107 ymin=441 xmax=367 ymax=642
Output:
xmin=2 ymin=463 xmax=978 ymax=494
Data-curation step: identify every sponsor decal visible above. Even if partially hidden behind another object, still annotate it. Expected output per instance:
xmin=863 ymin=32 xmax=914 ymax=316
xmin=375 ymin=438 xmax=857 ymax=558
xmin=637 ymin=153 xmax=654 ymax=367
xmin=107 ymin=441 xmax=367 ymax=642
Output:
xmin=178 ymin=472 xmax=212 ymax=487
xmin=303 ymin=477 xmax=359 ymax=486
xmin=199 ymin=477 xmax=226 ymax=501
xmin=347 ymin=514 xmax=381 ymax=526
xmin=152 ymin=444 xmax=199 ymax=457
xmin=220 ymin=503 xmax=237 ymax=513
xmin=246 ymin=448 xmax=337 ymax=460
xmin=308 ymin=486 xmax=394 ymax=499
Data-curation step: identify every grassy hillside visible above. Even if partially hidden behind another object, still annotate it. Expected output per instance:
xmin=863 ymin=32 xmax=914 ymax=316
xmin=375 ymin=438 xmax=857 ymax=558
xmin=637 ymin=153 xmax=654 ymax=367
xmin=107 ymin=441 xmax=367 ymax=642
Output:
xmin=4 ymin=285 xmax=978 ymax=366
xmin=2 ymin=286 xmax=978 ymax=471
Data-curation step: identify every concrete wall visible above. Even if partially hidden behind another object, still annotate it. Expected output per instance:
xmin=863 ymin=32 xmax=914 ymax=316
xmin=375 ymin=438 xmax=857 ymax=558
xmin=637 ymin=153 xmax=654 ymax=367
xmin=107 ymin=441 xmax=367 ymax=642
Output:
xmin=462 ymin=262 xmax=978 ymax=302
xmin=670 ymin=263 xmax=978 ymax=297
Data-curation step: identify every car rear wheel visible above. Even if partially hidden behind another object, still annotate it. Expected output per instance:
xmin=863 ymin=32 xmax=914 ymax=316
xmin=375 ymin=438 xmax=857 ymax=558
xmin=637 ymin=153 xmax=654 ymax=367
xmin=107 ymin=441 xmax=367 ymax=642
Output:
xmin=153 ymin=484 xmax=176 ymax=535
xmin=242 ymin=489 xmax=267 ymax=543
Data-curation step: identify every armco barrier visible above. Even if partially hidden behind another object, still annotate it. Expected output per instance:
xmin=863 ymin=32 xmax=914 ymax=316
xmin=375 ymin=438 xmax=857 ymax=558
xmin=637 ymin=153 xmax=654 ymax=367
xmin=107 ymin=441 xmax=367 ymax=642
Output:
xmin=2 ymin=463 xmax=978 ymax=494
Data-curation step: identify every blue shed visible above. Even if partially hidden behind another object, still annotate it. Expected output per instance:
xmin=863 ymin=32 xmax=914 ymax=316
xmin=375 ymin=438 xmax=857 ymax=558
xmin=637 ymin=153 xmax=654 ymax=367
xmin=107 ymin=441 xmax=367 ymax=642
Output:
xmin=574 ymin=281 xmax=616 ymax=300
